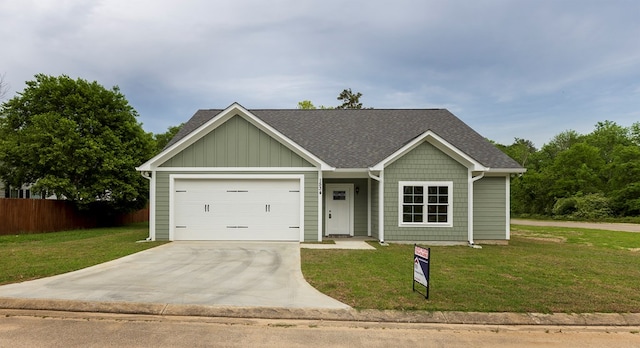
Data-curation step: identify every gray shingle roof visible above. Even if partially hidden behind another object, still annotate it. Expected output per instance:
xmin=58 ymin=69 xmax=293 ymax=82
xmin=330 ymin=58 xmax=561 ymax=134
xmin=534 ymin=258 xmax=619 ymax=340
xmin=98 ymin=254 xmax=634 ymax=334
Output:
xmin=166 ymin=108 xmax=521 ymax=169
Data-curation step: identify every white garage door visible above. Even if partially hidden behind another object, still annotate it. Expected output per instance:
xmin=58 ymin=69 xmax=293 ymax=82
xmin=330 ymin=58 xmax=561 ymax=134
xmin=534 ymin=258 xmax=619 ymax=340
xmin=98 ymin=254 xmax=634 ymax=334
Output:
xmin=172 ymin=179 xmax=301 ymax=241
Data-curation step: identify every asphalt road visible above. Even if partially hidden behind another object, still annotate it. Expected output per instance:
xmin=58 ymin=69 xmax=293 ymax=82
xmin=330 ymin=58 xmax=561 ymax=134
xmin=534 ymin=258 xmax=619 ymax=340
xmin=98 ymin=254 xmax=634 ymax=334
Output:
xmin=1 ymin=310 xmax=639 ymax=348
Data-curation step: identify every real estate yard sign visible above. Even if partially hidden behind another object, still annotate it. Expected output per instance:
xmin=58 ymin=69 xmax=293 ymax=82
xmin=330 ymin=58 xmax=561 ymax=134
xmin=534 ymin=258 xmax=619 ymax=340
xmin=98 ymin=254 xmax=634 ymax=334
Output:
xmin=413 ymin=245 xmax=430 ymax=299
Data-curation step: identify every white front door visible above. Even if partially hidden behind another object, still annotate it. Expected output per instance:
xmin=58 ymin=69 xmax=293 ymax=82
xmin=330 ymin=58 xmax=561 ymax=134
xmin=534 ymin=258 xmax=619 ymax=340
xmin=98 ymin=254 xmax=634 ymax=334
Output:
xmin=325 ymin=184 xmax=353 ymax=236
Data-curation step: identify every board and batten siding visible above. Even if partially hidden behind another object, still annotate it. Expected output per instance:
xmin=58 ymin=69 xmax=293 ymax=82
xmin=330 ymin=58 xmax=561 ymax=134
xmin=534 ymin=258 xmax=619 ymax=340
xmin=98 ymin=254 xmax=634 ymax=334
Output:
xmin=473 ymin=176 xmax=507 ymax=240
xmin=154 ymin=114 xmax=319 ymax=241
xmin=383 ymin=141 xmax=469 ymax=241
xmin=160 ymin=115 xmax=313 ymax=168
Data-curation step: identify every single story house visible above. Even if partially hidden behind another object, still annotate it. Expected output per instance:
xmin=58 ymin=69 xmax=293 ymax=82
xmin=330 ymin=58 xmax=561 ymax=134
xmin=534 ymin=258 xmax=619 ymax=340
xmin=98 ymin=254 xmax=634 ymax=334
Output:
xmin=137 ymin=103 xmax=525 ymax=244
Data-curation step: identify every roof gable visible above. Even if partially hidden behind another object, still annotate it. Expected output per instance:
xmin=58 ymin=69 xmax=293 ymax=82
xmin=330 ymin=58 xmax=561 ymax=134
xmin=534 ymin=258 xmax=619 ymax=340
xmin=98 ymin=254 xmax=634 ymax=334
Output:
xmin=137 ymin=103 xmax=332 ymax=171
xmin=252 ymin=109 xmax=521 ymax=170
xmin=143 ymin=105 xmax=523 ymax=171
xmin=160 ymin=115 xmax=314 ymax=168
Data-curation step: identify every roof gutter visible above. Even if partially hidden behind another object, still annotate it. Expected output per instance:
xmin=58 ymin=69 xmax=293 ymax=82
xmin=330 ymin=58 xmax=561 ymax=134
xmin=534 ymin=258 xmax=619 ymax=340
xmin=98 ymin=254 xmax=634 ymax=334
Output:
xmin=139 ymin=171 xmax=153 ymax=241
xmin=368 ymin=170 xmax=386 ymax=245
xmin=468 ymin=171 xmax=485 ymax=249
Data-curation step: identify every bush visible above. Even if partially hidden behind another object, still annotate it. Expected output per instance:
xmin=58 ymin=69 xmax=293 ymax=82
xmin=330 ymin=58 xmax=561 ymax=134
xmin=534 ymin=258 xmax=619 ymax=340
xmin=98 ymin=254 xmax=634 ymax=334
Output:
xmin=552 ymin=197 xmax=577 ymax=216
xmin=573 ymin=193 xmax=613 ymax=220
xmin=552 ymin=193 xmax=612 ymax=220
xmin=610 ymin=183 xmax=640 ymax=216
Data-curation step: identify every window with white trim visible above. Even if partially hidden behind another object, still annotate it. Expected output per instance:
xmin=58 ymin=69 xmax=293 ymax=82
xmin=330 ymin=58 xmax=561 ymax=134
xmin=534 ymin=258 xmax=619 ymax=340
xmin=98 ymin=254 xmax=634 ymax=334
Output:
xmin=399 ymin=181 xmax=452 ymax=226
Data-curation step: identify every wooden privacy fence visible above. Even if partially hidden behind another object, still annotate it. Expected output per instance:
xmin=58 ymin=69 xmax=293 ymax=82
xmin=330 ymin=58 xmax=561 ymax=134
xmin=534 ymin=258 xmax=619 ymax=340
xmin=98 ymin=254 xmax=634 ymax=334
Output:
xmin=0 ymin=198 xmax=149 ymax=235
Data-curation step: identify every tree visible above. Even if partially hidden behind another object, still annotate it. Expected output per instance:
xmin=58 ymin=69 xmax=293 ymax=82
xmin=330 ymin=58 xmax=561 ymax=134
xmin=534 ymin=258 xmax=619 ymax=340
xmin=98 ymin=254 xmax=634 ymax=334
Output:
xmin=585 ymin=120 xmax=631 ymax=165
xmin=549 ymin=142 xmax=606 ymax=197
xmin=297 ymin=100 xmax=316 ymax=110
xmin=336 ymin=88 xmax=363 ymax=109
xmin=538 ymin=130 xmax=582 ymax=159
xmin=498 ymin=138 xmax=536 ymax=167
xmin=0 ymin=74 xmax=154 ymax=213
xmin=153 ymin=123 xmax=184 ymax=154
xmin=297 ymin=88 xmax=366 ymax=110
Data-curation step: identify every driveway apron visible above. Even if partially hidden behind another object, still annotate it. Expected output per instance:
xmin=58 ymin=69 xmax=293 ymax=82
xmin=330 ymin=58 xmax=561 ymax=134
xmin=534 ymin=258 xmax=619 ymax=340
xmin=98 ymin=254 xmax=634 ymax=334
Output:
xmin=0 ymin=242 xmax=350 ymax=309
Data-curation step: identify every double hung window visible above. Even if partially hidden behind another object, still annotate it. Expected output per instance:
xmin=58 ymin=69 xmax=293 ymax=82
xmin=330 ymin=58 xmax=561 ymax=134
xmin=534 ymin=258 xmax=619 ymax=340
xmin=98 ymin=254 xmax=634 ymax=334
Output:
xmin=399 ymin=181 xmax=452 ymax=227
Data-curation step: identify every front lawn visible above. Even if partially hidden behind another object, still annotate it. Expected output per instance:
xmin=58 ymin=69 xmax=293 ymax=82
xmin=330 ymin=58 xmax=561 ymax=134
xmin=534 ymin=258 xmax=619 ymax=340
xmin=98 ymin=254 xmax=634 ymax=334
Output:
xmin=301 ymin=225 xmax=640 ymax=313
xmin=2 ymin=223 xmax=638 ymax=313
xmin=0 ymin=223 xmax=166 ymax=285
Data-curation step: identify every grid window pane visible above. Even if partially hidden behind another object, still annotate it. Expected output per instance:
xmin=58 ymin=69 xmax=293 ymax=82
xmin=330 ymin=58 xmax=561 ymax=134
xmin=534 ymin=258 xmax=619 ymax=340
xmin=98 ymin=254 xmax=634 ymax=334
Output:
xmin=402 ymin=184 xmax=450 ymax=224
xmin=402 ymin=186 xmax=425 ymax=223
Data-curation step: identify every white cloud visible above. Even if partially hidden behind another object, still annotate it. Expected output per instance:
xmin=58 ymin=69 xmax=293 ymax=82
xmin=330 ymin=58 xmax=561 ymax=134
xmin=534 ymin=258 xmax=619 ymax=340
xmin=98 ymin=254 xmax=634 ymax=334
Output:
xmin=1 ymin=0 xmax=639 ymax=146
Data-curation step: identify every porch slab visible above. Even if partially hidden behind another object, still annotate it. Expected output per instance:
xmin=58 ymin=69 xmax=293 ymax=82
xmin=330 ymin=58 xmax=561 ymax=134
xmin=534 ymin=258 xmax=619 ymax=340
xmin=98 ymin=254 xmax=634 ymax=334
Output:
xmin=301 ymin=240 xmax=376 ymax=250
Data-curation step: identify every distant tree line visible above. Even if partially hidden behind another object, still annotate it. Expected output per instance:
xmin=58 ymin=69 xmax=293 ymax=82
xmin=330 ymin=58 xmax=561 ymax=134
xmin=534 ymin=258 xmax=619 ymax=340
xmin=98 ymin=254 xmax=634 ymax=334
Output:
xmin=495 ymin=121 xmax=640 ymax=219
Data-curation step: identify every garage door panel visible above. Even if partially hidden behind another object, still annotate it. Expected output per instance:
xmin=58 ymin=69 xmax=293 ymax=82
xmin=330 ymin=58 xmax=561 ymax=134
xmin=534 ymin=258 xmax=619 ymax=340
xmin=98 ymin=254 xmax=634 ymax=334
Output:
xmin=173 ymin=178 xmax=301 ymax=241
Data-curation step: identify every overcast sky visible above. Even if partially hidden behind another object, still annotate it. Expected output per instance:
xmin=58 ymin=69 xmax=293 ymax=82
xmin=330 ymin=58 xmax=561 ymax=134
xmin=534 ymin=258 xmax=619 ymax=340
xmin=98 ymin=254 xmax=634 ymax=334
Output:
xmin=1 ymin=0 xmax=639 ymax=147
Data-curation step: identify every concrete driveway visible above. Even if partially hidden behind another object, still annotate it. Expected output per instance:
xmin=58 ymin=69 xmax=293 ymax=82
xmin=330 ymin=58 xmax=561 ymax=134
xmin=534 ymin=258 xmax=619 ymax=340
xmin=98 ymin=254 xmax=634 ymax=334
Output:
xmin=0 ymin=242 xmax=350 ymax=309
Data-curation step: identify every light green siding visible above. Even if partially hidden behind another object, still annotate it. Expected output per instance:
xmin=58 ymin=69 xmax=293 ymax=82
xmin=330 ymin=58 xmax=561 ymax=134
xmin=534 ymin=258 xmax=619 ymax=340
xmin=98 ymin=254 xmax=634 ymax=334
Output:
xmin=160 ymin=115 xmax=313 ymax=168
xmin=383 ymin=142 xmax=469 ymax=241
xmin=371 ymin=178 xmax=379 ymax=240
xmin=303 ymin=171 xmax=319 ymax=241
xmin=473 ymin=176 xmax=507 ymax=240
xmin=156 ymin=171 xmax=170 ymax=240
xmin=323 ymin=178 xmax=369 ymax=237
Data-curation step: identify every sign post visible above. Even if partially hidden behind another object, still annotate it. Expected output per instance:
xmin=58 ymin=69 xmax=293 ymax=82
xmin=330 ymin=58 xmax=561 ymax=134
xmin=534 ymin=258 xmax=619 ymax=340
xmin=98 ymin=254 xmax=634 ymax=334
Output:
xmin=413 ymin=244 xmax=430 ymax=299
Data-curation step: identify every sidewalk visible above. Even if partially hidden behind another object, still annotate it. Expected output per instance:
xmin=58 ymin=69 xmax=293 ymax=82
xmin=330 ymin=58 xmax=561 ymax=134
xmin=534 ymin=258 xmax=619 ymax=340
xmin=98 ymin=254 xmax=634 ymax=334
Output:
xmin=1 ymin=297 xmax=639 ymax=326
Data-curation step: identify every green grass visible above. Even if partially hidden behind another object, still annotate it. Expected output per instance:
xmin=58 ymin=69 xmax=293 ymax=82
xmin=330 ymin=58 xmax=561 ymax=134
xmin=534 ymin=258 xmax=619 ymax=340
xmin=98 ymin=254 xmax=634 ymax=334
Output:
xmin=301 ymin=225 xmax=640 ymax=313
xmin=0 ymin=222 xmax=166 ymax=285
xmin=2 ymin=223 xmax=639 ymax=313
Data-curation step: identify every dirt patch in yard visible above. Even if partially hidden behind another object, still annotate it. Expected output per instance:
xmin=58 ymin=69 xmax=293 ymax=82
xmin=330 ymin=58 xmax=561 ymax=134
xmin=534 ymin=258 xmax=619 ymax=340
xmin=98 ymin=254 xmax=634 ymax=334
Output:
xmin=511 ymin=230 xmax=567 ymax=243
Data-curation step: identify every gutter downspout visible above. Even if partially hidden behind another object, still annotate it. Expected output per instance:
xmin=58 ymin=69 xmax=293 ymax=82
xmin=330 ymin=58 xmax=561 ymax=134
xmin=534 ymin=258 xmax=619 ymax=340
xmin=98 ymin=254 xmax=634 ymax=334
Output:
xmin=139 ymin=171 xmax=153 ymax=241
xmin=468 ymin=171 xmax=485 ymax=249
xmin=368 ymin=171 xmax=385 ymax=245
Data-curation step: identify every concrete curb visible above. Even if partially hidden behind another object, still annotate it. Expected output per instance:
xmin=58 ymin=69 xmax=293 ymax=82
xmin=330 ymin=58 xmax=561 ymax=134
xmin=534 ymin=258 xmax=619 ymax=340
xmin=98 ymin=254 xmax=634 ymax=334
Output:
xmin=1 ymin=297 xmax=639 ymax=326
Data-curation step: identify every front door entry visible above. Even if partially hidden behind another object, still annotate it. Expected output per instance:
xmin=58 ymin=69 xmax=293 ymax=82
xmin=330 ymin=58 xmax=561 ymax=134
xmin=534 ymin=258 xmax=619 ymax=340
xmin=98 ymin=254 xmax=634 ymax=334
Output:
xmin=326 ymin=184 xmax=353 ymax=236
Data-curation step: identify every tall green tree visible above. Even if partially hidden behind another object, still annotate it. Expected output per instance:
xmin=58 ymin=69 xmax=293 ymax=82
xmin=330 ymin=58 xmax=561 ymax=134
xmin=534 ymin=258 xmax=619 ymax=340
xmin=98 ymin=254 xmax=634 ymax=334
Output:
xmin=608 ymin=144 xmax=640 ymax=215
xmin=336 ymin=88 xmax=364 ymax=109
xmin=0 ymin=74 xmax=154 ymax=213
xmin=497 ymin=138 xmax=536 ymax=167
xmin=535 ymin=130 xmax=582 ymax=169
xmin=153 ymin=123 xmax=184 ymax=154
